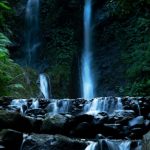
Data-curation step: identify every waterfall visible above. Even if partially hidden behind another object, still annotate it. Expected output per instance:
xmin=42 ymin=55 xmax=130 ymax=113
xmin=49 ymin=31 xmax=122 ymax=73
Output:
xmin=25 ymin=0 xmax=40 ymax=65
xmin=99 ymin=139 xmax=131 ymax=150
xmin=30 ymin=99 xmax=39 ymax=109
xmin=47 ymin=99 xmax=70 ymax=114
xmin=84 ymin=97 xmax=123 ymax=115
xmin=39 ymin=73 xmax=51 ymax=99
xmin=81 ymin=0 xmax=94 ymax=100
xmin=10 ymin=99 xmax=27 ymax=114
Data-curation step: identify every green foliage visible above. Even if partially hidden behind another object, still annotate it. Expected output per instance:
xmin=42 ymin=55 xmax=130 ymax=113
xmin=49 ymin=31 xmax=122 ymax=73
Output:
xmin=0 ymin=1 xmax=11 ymax=10
xmin=0 ymin=33 xmax=11 ymax=59
xmin=0 ymin=1 xmax=11 ymax=27
xmin=107 ymin=0 xmax=150 ymax=17
xmin=119 ymin=15 xmax=150 ymax=96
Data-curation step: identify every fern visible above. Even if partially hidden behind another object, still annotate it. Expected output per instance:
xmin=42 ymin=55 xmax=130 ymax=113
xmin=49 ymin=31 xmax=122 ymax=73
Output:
xmin=0 ymin=33 xmax=11 ymax=60
xmin=0 ymin=2 xmax=11 ymax=10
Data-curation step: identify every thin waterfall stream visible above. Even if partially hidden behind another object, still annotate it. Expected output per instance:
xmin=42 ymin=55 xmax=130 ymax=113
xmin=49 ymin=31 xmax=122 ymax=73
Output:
xmin=82 ymin=0 xmax=94 ymax=100
xmin=25 ymin=0 xmax=40 ymax=65
xmin=25 ymin=0 xmax=51 ymax=99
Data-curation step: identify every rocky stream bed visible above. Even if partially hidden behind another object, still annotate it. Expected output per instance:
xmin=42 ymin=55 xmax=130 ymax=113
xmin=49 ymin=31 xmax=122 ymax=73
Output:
xmin=0 ymin=97 xmax=150 ymax=150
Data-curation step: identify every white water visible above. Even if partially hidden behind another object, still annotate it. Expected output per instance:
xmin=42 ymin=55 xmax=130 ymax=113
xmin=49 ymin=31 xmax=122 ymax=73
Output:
xmin=84 ymin=97 xmax=123 ymax=115
xmin=82 ymin=0 xmax=94 ymax=100
xmin=99 ymin=139 xmax=131 ymax=150
xmin=11 ymin=99 xmax=27 ymax=114
xmin=47 ymin=99 xmax=70 ymax=114
xmin=85 ymin=142 xmax=97 ymax=150
xmin=39 ymin=74 xmax=51 ymax=99
xmin=30 ymin=99 xmax=39 ymax=109
xmin=25 ymin=0 xmax=40 ymax=64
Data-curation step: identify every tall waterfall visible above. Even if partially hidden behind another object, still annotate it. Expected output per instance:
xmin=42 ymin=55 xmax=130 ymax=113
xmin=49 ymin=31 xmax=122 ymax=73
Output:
xmin=25 ymin=0 xmax=40 ymax=65
xmin=81 ymin=0 xmax=94 ymax=100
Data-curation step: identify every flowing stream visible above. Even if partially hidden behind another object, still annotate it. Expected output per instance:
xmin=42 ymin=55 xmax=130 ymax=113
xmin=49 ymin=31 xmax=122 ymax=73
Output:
xmin=81 ymin=0 xmax=94 ymax=100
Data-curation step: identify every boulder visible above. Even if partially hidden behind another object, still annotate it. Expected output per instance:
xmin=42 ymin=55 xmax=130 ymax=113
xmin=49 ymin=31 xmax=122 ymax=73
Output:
xmin=0 ymin=129 xmax=23 ymax=150
xmin=21 ymin=134 xmax=86 ymax=150
xmin=128 ymin=116 xmax=144 ymax=128
xmin=0 ymin=110 xmax=32 ymax=133
xmin=73 ymin=122 xmax=93 ymax=138
xmin=41 ymin=114 xmax=68 ymax=134
xmin=143 ymin=131 xmax=150 ymax=150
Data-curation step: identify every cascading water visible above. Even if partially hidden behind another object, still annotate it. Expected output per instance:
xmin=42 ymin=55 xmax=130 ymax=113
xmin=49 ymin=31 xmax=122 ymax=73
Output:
xmin=81 ymin=0 xmax=94 ymax=100
xmin=39 ymin=73 xmax=51 ymax=99
xmin=25 ymin=0 xmax=52 ymax=99
xmin=25 ymin=0 xmax=40 ymax=65
xmin=84 ymin=97 xmax=123 ymax=115
xmin=10 ymin=99 xmax=27 ymax=114
xmin=47 ymin=99 xmax=70 ymax=114
xmin=99 ymin=139 xmax=131 ymax=150
xmin=85 ymin=142 xmax=97 ymax=150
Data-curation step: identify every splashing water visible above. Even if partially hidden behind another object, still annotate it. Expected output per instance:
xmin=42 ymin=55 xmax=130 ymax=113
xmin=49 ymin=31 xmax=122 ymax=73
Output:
xmin=81 ymin=0 xmax=94 ymax=100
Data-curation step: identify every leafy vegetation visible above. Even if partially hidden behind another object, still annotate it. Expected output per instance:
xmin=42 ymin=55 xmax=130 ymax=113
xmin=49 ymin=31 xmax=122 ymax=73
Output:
xmin=0 ymin=1 xmax=38 ymax=97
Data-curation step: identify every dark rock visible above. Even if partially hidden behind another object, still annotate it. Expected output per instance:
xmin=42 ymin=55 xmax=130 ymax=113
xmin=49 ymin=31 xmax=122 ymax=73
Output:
xmin=92 ymin=113 xmax=109 ymax=126
xmin=26 ymin=117 xmax=43 ymax=133
xmin=21 ymin=134 xmax=86 ymax=150
xmin=96 ymin=134 xmax=105 ymax=140
xmin=0 ymin=129 xmax=23 ymax=150
xmin=73 ymin=122 xmax=93 ymax=138
xmin=130 ymin=128 xmax=143 ymax=139
xmin=25 ymin=108 xmax=46 ymax=116
xmin=0 ymin=145 xmax=5 ymax=150
xmin=0 ymin=110 xmax=32 ymax=133
xmin=143 ymin=131 xmax=150 ymax=150
xmin=41 ymin=114 xmax=68 ymax=134
xmin=102 ymin=124 xmax=122 ymax=138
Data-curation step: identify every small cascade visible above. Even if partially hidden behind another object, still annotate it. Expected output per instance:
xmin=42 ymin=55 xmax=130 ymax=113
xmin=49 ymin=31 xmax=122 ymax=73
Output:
xmin=99 ymin=139 xmax=131 ymax=150
xmin=30 ymin=99 xmax=39 ymax=109
xmin=85 ymin=142 xmax=97 ymax=150
xmin=136 ymin=140 xmax=142 ymax=150
xmin=47 ymin=99 xmax=70 ymax=114
xmin=39 ymin=73 xmax=51 ymax=99
xmin=20 ymin=134 xmax=28 ymax=150
xmin=84 ymin=97 xmax=123 ymax=115
xmin=10 ymin=99 xmax=27 ymax=114
xmin=133 ymin=100 xmax=141 ymax=116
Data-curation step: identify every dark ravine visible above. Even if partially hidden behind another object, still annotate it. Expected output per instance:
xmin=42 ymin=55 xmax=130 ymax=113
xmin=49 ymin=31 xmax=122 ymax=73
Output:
xmin=0 ymin=97 xmax=149 ymax=150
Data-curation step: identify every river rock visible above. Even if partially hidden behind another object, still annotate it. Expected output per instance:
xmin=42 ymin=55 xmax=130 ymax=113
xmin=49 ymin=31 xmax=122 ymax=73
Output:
xmin=143 ymin=131 xmax=150 ymax=150
xmin=41 ymin=114 xmax=68 ymax=134
xmin=129 ymin=116 xmax=144 ymax=128
xmin=73 ymin=122 xmax=93 ymax=138
xmin=21 ymin=134 xmax=86 ymax=150
xmin=0 ymin=110 xmax=32 ymax=133
xmin=0 ymin=129 xmax=23 ymax=150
